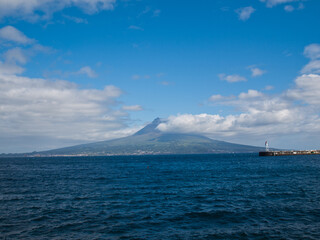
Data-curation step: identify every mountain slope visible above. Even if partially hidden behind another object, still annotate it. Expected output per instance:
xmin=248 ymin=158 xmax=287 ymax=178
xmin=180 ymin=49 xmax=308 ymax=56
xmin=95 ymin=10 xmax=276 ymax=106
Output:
xmin=37 ymin=118 xmax=264 ymax=156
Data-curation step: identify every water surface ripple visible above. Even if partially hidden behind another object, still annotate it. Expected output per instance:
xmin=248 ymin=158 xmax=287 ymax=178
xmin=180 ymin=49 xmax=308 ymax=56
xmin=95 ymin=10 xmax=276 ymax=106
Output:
xmin=1 ymin=154 xmax=320 ymax=239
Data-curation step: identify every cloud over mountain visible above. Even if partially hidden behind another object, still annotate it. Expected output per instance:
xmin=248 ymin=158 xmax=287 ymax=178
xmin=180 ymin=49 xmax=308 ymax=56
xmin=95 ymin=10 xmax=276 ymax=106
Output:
xmin=158 ymin=44 xmax=320 ymax=149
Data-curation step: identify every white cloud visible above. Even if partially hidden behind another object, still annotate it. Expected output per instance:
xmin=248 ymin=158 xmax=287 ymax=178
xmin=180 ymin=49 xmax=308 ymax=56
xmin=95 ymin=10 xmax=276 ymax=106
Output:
xmin=286 ymin=74 xmax=320 ymax=105
xmin=0 ymin=0 xmax=116 ymax=20
xmin=0 ymin=73 xmax=140 ymax=152
xmin=158 ymin=44 xmax=320 ymax=149
xmin=235 ymin=6 xmax=256 ymax=21
xmin=0 ymin=29 xmax=52 ymax=77
xmin=209 ymin=94 xmax=224 ymax=101
xmin=301 ymin=60 xmax=320 ymax=74
xmin=4 ymin=47 xmax=27 ymax=64
xmin=301 ymin=44 xmax=320 ymax=74
xmin=122 ymin=105 xmax=143 ymax=111
xmin=304 ymin=44 xmax=320 ymax=60
xmin=219 ymin=73 xmax=247 ymax=83
xmin=284 ymin=5 xmax=295 ymax=12
xmin=0 ymin=61 xmax=24 ymax=75
xmin=158 ymin=77 xmax=317 ymax=147
xmin=249 ymin=67 xmax=266 ymax=77
xmin=260 ymin=0 xmax=298 ymax=8
xmin=0 ymin=46 xmax=29 ymax=76
xmin=239 ymin=89 xmax=263 ymax=99
xmin=158 ymin=108 xmax=299 ymax=139
xmin=77 ymin=66 xmax=97 ymax=78
xmin=160 ymin=75 xmax=320 ymax=147
xmin=0 ymin=26 xmax=34 ymax=45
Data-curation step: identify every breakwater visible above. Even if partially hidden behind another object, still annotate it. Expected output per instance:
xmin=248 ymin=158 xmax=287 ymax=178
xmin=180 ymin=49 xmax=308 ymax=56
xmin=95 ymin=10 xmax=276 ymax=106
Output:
xmin=259 ymin=150 xmax=320 ymax=156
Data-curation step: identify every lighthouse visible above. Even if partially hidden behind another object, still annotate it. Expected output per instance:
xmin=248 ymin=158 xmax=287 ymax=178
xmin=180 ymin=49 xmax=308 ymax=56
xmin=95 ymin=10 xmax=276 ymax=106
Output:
xmin=265 ymin=141 xmax=269 ymax=152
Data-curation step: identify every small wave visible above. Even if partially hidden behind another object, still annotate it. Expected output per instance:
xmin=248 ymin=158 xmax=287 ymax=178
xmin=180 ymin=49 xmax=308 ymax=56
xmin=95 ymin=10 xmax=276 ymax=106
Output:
xmin=185 ymin=210 xmax=234 ymax=219
xmin=30 ymin=215 xmax=50 ymax=222
xmin=73 ymin=196 xmax=90 ymax=200
xmin=91 ymin=177 xmax=108 ymax=181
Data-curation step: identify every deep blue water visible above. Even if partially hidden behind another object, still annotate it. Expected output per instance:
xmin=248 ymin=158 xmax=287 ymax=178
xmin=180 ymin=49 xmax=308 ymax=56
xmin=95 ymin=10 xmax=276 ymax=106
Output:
xmin=1 ymin=154 xmax=320 ymax=239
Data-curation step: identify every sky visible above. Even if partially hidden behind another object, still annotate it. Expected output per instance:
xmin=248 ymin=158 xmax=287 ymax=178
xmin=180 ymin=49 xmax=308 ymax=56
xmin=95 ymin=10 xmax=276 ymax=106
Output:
xmin=0 ymin=0 xmax=320 ymax=153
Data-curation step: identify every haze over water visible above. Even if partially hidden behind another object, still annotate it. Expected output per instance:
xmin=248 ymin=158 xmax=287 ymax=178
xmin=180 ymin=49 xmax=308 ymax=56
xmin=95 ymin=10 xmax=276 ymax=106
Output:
xmin=1 ymin=154 xmax=320 ymax=239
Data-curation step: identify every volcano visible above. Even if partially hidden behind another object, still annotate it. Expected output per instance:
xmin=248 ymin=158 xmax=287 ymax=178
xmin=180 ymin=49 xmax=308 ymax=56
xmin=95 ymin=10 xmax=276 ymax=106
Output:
xmin=32 ymin=118 xmax=264 ymax=156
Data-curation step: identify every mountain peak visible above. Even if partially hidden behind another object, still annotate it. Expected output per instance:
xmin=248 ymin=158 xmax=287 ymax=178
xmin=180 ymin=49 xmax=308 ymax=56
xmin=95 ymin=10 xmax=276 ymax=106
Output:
xmin=30 ymin=117 xmax=264 ymax=156
xmin=152 ymin=117 xmax=162 ymax=124
xmin=133 ymin=117 xmax=164 ymax=136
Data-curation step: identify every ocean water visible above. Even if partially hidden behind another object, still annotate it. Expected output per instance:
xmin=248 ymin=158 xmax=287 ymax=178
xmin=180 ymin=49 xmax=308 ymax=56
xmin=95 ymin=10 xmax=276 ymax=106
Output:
xmin=1 ymin=154 xmax=320 ymax=239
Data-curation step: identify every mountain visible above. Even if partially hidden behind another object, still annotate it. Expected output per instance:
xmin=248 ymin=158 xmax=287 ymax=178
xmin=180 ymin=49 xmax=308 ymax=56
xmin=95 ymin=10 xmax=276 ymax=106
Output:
xmin=32 ymin=118 xmax=265 ymax=156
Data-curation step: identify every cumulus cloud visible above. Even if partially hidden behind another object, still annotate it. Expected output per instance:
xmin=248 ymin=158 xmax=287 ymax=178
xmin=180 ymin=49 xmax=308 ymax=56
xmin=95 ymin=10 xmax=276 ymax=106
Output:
xmin=0 ymin=25 xmax=139 ymax=152
xmin=219 ymin=73 xmax=247 ymax=83
xmin=301 ymin=60 xmax=320 ymax=74
xmin=0 ymin=24 xmax=139 ymax=152
xmin=239 ymin=89 xmax=264 ymax=99
xmin=0 ymin=27 xmax=53 ymax=77
xmin=304 ymin=44 xmax=320 ymax=60
xmin=235 ymin=6 xmax=256 ymax=21
xmin=286 ymin=74 xmax=320 ymax=105
xmin=159 ymin=75 xmax=320 ymax=147
xmin=301 ymin=44 xmax=320 ymax=74
xmin=158 ymin=108 xmax=299 ymax=138
xmin=249 ymin=66 xmax=266 ymax=77
xmin=0 ymin=21 xmax=143 ymax=153
xmin=158 ymin=44 xmax=320 ymax=149
xmin=0 ymin=73 xmax=140 ymax=152
xmin=158 ymin=74 xmax=320 ymax=146
xmin=0 ymin=26 xmax=34 ymax=44
xmin=0 ymin=0 xmax=116 ymax=20
xmin=77 ymin=66 xmax=97 ymax=78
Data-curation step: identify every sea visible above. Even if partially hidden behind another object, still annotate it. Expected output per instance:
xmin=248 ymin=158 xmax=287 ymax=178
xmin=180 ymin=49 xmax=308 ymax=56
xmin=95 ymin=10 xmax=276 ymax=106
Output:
xmin=1 ymin=154 xmax=320 ymax=239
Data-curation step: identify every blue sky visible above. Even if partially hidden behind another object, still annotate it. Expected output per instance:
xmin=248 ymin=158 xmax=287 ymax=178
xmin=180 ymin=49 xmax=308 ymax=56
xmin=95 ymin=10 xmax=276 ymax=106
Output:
xmin=0 ymin=0 xmax=320 ymax=152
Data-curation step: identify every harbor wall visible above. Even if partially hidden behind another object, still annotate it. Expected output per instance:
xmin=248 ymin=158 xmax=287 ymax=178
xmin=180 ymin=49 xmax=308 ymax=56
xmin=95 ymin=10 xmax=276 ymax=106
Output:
xmin=259 ymin=150 xmax=320 ymax=156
